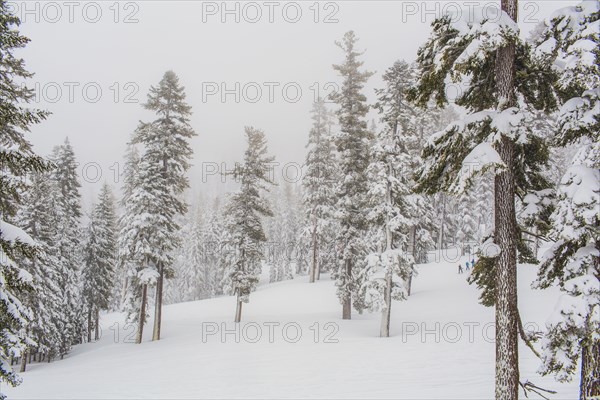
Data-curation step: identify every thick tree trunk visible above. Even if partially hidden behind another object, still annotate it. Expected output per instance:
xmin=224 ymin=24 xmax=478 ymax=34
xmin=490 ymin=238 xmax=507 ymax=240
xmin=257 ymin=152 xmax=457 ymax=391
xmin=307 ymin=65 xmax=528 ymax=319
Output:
xmin=234 ymin=293 xmax=243 ymax=323
xmin=94 ymin=307 xmax=100 ymax=341
xmin=494 ymin=1 xmax=519 ymax=397
xmin=87 ymin=307 xmax=92 ymax=343
xmin=494 ymin=137 xmax=519 ymax=399
xmin=342 ymin=259 xmax=352 ymax=320
xmin=137 ymin=284 xmax=148 ymax=344
xmin=580 ymin=340 xmax=600 ymax=399
xmin=152 ymin=263 xmax=164 ymax=341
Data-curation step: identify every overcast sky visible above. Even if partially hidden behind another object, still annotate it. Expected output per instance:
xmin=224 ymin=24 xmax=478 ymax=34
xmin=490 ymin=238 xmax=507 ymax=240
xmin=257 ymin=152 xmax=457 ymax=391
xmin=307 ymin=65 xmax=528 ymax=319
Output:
xmin=14 ymin=0 xmax=573 ymax=209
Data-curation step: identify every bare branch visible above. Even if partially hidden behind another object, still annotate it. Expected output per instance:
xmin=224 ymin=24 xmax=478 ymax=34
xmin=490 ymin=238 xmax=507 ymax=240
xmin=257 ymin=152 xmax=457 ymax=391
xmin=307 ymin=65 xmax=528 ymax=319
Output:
xmin=519 ymin=380 xmax=557 ymax=400
xmin=517 ymin=308 xmax=542 ymax=358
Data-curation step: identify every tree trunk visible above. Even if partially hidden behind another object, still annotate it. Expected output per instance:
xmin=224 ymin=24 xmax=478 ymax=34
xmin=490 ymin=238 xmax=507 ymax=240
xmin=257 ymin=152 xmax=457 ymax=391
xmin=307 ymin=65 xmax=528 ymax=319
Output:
xmin=408 ymin=225 xmax=417 ymax=296
xmin=380 ymin=270 xmax=392 ymax=337
xmin=439 ymin=195 xmax=446 ymax=250
xmin=94 ymin=307 xmax=100 ymax=341
xmin=580 ymin=340 xmax=600 ymax=399
xmin=234 ymin=293 xmax=243 ymax=323
xmin=310 ymin=217 xmax=317 ymax=283
xmin=342 ymin=259 xmax=352 ymax=320
xmin=494 ymin=114 xmax=520 ymax=399
xmin=20 ymin=347 xmax=27 ymax=373
xmin=136 ymin=283 xmax=148 ymax=344
xmin=316 ymin=248 xmax=322 ymax=280
xmin=121 ymin=276 xmax=129 ymax=310
xmin=87 ymin=307 xmax=92 ymax=343
xmin=494 ymin=1 xmax=519 ymax=397
xmin=152 ymin=263 xmax=164 ymax=341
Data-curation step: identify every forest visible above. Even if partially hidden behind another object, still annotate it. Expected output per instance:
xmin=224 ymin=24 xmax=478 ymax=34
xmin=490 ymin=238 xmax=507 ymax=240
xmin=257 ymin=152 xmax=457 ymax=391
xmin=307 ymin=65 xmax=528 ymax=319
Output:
xmin=0 ymin=0 xmax=598 ymax=399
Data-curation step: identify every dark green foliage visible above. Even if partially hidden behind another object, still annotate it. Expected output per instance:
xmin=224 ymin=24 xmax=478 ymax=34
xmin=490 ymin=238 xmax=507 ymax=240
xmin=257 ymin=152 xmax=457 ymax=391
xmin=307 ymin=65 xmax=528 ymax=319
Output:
xmin=468 ymin=256 xmax=496 ymax=307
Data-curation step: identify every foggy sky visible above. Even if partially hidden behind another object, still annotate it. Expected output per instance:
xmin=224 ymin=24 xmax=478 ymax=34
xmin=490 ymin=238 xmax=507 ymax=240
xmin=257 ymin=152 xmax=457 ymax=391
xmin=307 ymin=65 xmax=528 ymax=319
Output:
xmin=14 ymin=0 xmax=573 ymax=210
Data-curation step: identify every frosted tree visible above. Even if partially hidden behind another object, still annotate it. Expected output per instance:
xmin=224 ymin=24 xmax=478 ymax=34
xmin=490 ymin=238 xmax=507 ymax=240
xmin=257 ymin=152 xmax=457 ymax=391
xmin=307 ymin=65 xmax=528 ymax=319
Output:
xmin=81 ymin=184 xmax=117 ymax=342
xmin=118 ymin=139 xmax=158 ymax=344
xmin=0 ymin=0 xmax=49 ymax=393
xmin=17 ymin=171 xmax=63 ymax=368
xmin=265 ymin=186 xmax=293 ymax=283
xmin=472 ymin=172 xmax=495 ymax=239
xmin=130 ymin=71 xmax=196 ymax=341
xmin=409 ymin=1 xmax=559 ymax=396
xmin=116 ymin=141 xmax=140 ymax=312
xmin=169 ymin=204 xmax=214 ymax=303
xmin=457 ymin=194 xmax=479 ymax=247
xmin=330 ymin=31 xmax=374 ymax=319
xmin=270 ymin=182 xmax=305 ymax=282
xmin=303 ymin=98 xmax=339 ymax=282
xmin=224 ymin=127 xmax=274 ymax=322
xmin=204 ymin=198 xmax=228 ymax=296
xmin=50 ymin=138 xmax=84 ymax=356
xmin=534 ymin=2 xmax=599 ymax=398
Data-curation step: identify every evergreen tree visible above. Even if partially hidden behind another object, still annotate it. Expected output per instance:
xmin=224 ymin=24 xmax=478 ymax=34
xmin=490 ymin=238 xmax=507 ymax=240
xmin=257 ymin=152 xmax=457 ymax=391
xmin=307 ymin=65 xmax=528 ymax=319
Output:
xmin=118 ymin=140 xmax=142 ymax=317
xmin=51 ymin=138 xmax=84 ymax=355
xmin=266 ymin=182 xmax=302 ymax=283
xmin=17 ymin=171 xmax=62 ymax=367
xmin=0 ymin=0 xmax=49 ymax=393
xmin=265 ymin=185 xmax=291 ymax=283
xmin=224 ymin=127 xmax=274 ymax=323
xmin=409 ymin=2 xmax=558 ymax=396
xmin=81 ymin=184 xmax=117 ymax=342
xmin=534 ymin=2 xmax=599 ymax=397
xmin=303 ymin=98 xmax=339 ymax=283
xmin=168 ymin=203 xmax=215 ymax=303
xmin=472 ymin=172 xmax=495 ymax=240
xmin=457 ymin=194 xmax=479 ymax=247
xmin=330 ymin=31 xmax=374 ymax=319
xmin=204 ymin=198 xmax=228 ymax=296
xmin=130 ymin=70 xmax=196 ymax=342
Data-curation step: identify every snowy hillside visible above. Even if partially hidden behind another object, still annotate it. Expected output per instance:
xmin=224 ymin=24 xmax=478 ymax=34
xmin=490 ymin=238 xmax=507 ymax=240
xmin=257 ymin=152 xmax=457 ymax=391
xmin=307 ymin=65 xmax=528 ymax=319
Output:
xmin=5 ymin=254 xmax=579 ymax=399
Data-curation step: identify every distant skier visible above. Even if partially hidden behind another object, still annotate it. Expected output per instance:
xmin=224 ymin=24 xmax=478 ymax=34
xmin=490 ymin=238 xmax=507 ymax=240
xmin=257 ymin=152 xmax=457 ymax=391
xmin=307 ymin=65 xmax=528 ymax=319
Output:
xmin=471 ymin=258 xmax=475 ymax=270
xmin=465 ymin=261 xmax=470 ymax=271
xmin=458 ymin=264 xmax=463 ymax=274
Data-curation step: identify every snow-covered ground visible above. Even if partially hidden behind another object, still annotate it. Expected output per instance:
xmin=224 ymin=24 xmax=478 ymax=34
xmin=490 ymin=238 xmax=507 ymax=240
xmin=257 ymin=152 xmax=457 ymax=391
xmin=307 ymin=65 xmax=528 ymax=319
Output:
xmin=5 ymin=253 xmax=579 ymax=399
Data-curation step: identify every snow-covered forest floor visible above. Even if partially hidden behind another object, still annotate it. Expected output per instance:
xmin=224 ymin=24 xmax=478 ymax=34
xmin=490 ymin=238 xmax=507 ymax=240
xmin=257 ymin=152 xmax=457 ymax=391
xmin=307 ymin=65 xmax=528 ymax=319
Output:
xmin=5 ymin=251 xmax=579 ymax=399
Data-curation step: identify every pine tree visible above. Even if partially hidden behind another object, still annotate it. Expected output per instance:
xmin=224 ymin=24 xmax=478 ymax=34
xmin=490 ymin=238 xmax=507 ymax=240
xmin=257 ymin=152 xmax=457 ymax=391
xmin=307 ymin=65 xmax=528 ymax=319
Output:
xmin=266 ymin=182 xmax=303 ymax=282
xmin=130 ymin=71 xmax=197 ymax=342
xmin=303 ymin=98 xmax=339 ymax=283
xmin=363 ymin=60 xmax=419 ymax=335
xmin=51 ymin=138 xmax=84 ymax=355
xmin=330 ymin=31 xmax=374 ymax=319
xmin=169 ymin=203 xmax=214 ymax=303
xmin=409 ymin=1 xmax=559 ymax=396
xmin=534 ymin=2 xmax=599 ymax=398
xmin=224 ymin=127 xmax=274 ymax=323
xmin=0 ymin=0 xmax=49 ymax=393
xmin=457 ymin=194 xmax=479 ymax=247
xmin=81 ymin=184 xmax=117 ymax=342
xmin=17 ymin=171 xmax=63 ymax=367
xmin=116 ymin=142 xmax=143 ymax=323
xmin=204 ymin=198 xmax=228 ymax=296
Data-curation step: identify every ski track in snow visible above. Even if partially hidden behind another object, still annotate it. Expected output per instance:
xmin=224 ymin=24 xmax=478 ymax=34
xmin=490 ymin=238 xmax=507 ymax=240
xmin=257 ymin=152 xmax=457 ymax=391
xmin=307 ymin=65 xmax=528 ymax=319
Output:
xmin=5 ymin=253 xmax=579 ymax=399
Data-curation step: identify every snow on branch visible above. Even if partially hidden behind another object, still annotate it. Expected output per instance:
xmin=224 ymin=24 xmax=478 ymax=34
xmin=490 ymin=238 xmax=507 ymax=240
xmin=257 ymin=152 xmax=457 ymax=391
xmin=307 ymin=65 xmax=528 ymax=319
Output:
xmin=0 ymin=220 xmax=35 ymax=246
xmin=450 ymin=142 xmax=504 ymax=194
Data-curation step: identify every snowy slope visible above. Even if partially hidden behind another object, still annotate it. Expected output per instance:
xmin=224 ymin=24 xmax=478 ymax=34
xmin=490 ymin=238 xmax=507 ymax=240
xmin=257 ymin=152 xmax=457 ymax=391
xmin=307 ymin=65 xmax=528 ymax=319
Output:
xmin=5 ymin=254 xmax=579 ymax=399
